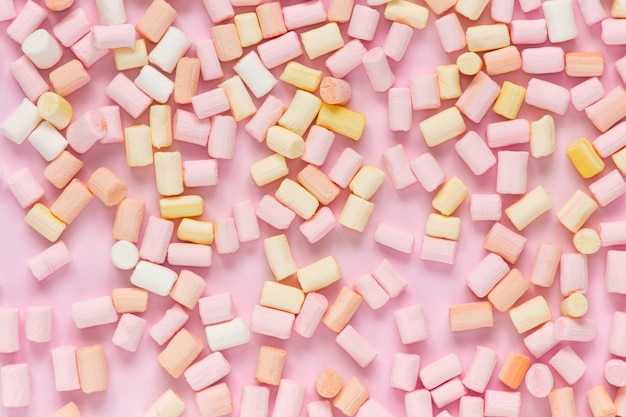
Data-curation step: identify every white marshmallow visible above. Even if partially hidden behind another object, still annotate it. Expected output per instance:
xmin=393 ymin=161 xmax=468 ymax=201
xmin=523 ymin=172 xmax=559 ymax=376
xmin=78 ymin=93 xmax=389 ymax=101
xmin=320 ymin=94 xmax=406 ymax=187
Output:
xmin=233 ymin=51 xmax=277 ymax=99
xmin=0 ymin=99 xmax=42 ymax=145
xmin=27 ymin=122 xmax=68 ymax=162
xmin=21 ymin=29 xmax=63 ymax=70
xmin=134 ymin=65 xmax=175 ymax=104
xmin=111 ymin=240 xmax=140 ymax=270
xmin=149 ymin=27 xmax=192 ymax=73
xmin=130 ymin=260 xmax=178 ymax=296
xmin=205 ymin=317 xmax=251 ymax=351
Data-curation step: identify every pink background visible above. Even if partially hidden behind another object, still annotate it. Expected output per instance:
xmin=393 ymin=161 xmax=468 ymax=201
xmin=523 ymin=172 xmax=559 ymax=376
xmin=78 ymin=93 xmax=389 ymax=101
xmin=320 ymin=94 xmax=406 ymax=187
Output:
xmin=1 ymin=0 xmax=625 ymax=416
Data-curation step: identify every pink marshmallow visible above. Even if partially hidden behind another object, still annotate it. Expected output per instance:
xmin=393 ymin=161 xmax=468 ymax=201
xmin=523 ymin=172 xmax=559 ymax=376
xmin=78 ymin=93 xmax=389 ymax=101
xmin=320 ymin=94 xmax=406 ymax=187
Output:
xmin=383 ymin=22 xmax=413 ymax=62
xmin=491 ymin=0 xmax=514 ymax=22
xmin=460 ymin=396 xmax=485 ymax=417
xmin=105 ymin=73 xmax=152 ymax=119
xmin=0 ymin=307 xmax=19 ymax=353
xmin=91 ymin=24 xmax=136 ymax=49
xmin=463 ymin=345 xmax=498 ymax=393
xmin=496 ymin=151 xmax=528 ymax=195
xmin=28 ymin=241 xmax=71 ymax=281
xmin=602 ymin=19 xmax=626 ymax=44
xmin=328 ymin=147 xmax=363 ymax=187
xmin=335 ymin=324 xmax=377 ymax=367
xmin=375 ymin=222 xmax=414 ymax=254
xmin=394 ymin=305 xmax=429 ymax=344
xmin=170 ymin=270 xmax=207 ymax=310
xmin=302 ymin=126 xmax=335 ymax=166
xmin=71 ymin=32 xmax=110 ymax=67
xmin=421 ymin=235 xmax=457 ymax=264
xmin=523 ymin=322 xmax=559 ymax=358
xmin=435 ymin=13 xmax=466 ymax=52
xmin=245 ymin=95 xmax=286 ymax=143
xmin=388 ymin=87 xmax=412 ymax=132
xmin=325 ymin=39 xmax=367 ymax=78
xmin=241 ymin=386 xmax=270 ymax=417
xmin=201 ymin=0 xmax=234 ymax=23
xmin=617 ymin=55 xmax=626 ymax=86
xmin=167 ymin=243 xmax=212 ymax=267
xmin=571 ymin=77 xmax=606 ymax=111
xmin=191 ymin=88 xmax=230 ymax=119
xmin=196 ymin=39 xmax=224 ymax=81
xmin=250 ymin=305 xmax=294 ymax=339
xmin=256 ymin=195 xmax=296 ymax=229
xmin=419 ymin=353 xmax=463 ymax=390
xmin=299 ymin=206 xmax=336 ymax=244
xmin=198 ymin=293 xmax=234 ymax=325
xmin=456 ymin=71 xmax=501 ymax=123
xmin=71 ymin=296 xmax=117 ymax=329
xmin=554 ymin=317 xmax=596 ymax=342
xmin=214 ymin=217 xmax=239 ymax=255
xmin=149 ymin=304 xmax=189 ymax=345
xmin=53 ymin=8 xmax=91 ymax=47
xmin=409 ymin=74 xmax=441 ymax=110
xmin=607 ymin=250 xmax=626 ymax=294
xmin=525 ymin=363 xmax=554 ymax=398
xmin=25 ymin=306 xmax=52 ymax=343
xmin=1 ymin=363 xmax=30 ymax=408
xmin=593 ymin=121 xmax=626 ymax=157
xmin=510 ymin=19 xmax=548 ymax=44
xmin=601 ymin=223 xmax=626 ymax=247
xmin=586 ymin=85 xmax=626 ymax=132
xmin=9 ymin=55 xmax=49 ymax=102
xmin=233 ymin=200 xmax=260 ymax=243
xmin=257 ymin=31 xmax=303 ymax=69
xmin=466 ymin=253 xmax=510 ymax=298
xmin=431 ymin=378 xmax=467 ymax=408
xmin=521 ymin=46 xmax=565 ymax=74
xmin=307 ymin=400 xmax=333 ymax=417
xmin=560 ymin=253 xmax=588 ymax=296
xmin=183 ymin=159 xmax=218 ymax=187
xmin=578 ymin=0 xmax=606 ymax=25
xmin=282 ymin=0 xmax=326 ymax=30
xmin=382 ymin=144 xmax=416 ymax=189
xmin=66 ymin=109 xmax=107 ymax=154
xmin=455 ymin=131 xmax=496 ymax=175
xmin=173 ymin=109 xmax=211 ymax=146
xmin=294 ymin=292 xmax=328 ymax=338
xmin=0 ymin=0 xmax=15 ymax=21
xmin=184 ymin=352 xmax=231 ymax=391
xmin=51 ymin=346 xmax=80 ymax=391
xmin=605 ymin=359 xmax=626 ymax=387
xmin=470 ymin=194 xmax=502 ymax=221
xmin=347 ymin=5 xmax=380 ymax=41
xmin=6 ymin=0 xmax=47 ymax=44
xmin=353 ymin=273 xmax=390 ymax=310
xmin=484 ymin=390 xmax=521 ymax=417
xmin=273 ymin=379 xmax=306 ymax=417
xmin=405 ymin=390 xmax=432 ymax=417
xmin=356 ymin=398 xmax=393 ymax=417
xmin=390 ymin=352 xmax=420 ymax=391
xmin=139 ymin=216 xmax=174 ymax=264
xmin=525 ymin=78 xmax=570 ymax=115
xmin=6 ymin=166 xmax=44 ymax=208
xmin=372 ymin=258 xmax=407 ymax=297
xmin=208 ymin=115 xmax=236 ymax=159
xmin=549 ymin=346 xmax=586 ymax=384
xmin=530 ymin=242 xmax=561 ymax=287
xmin=589 ymin=169 xmax=626 ymax=206
xmin=410 ymin=153 xmax=445 ymax=192
xmin=99 ymin=105 xmax=124 ymax=144
xmin=487 ymin=119 xmax=530 ymax=148
xmin=112 ymin=313 xmax=146 ymax=352
xmin=611 ymin=311 xmax=626 ymax=357
xmin=362 ymin=47 xmax=395 ymax=92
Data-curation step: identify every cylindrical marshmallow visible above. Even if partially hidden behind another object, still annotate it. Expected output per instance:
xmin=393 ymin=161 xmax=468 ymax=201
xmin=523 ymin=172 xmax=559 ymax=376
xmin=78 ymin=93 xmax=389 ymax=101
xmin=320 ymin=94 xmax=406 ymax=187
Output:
xmin=21 ymin=29 xmax=62 ymax=70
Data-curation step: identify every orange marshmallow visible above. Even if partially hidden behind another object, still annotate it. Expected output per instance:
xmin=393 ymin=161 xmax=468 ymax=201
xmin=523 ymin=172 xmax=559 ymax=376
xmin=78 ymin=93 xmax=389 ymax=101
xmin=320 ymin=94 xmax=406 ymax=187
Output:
xmin=322 ymin=286 xmax=362 ymax=332
xmin=157 ymin=328 xmax=204 ymax=378
xmin=565 ymin=52 xmax=605 ymax=77
xmin=586 ymin=385 xmax=617 ymax=417
xmin=320 ymin=77 xmax=352 ymax=105
xmin=195 ymin=383 xmax=233 ymax=417
xmin=484 ymin=45 xmax=522 ymax=75
xmin=316 ymin=369 xmax=342 ymax=398
xmin=333 ymin=376 xmax=369 ymax=416
xmin=449 ymin=301 xmax=494 ymax=331
xmin=487 ymin=268 xmax=529 ymax=312
xmin=211 ymin=24 xmax=242 ymax=62
xmin=174 ymin=57 xmax=200 ymax=104
xmin=76 ymin=345 xmax=108 ymax=394
xmin=50 ymin=179 xmax=93 ymax=224
xmin=87 ymin=167 xmax=128 ymax=206
xmin=44 ymin=151 xmax=83 ymax=189
xmin=136 ymin=0 xmax=177 ymax=43
xmin=111 ymin=288 xmax=149 ymax=313
xmin=45 ymin=0 xmax=74 ymax=11
xmin=50 ymin=402 xmax=82 ymax=417
xmin=169 ymin=269 xmax=207 ymax=310
xmin=112 ymin=198 xmax=145 ymax=242
xmin=297 ymin=164 xmax=341 ymax=205
xmin=498 ymin=352 xmax=531 ymax=389
xmin=255 ymin=346 xmax=286 ymax=385
xmin=256 ymin=2 xmax=287 ymax=39
xmin=328 ymin=0 xmax=355 ymax=22
xmin=483 ymin=222 xmax=527 ymax=264
xmin=49 ymin=59 xmax=90 ymax=97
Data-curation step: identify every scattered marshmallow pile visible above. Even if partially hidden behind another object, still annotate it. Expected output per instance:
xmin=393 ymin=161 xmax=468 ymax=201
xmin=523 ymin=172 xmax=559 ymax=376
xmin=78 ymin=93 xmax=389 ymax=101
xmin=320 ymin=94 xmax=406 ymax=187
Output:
xmin=5 ymin=0 xmax=626 ymax=415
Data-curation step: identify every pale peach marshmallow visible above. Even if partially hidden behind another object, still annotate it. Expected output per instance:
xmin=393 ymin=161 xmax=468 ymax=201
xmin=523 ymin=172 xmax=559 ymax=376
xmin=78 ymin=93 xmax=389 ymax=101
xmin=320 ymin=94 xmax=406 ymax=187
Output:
xmin=256 ymin=2 xmax=287 ymax=38
xmin=560 ymin=252 xmax=588 ymax=296
xmin=589 ymin=169 xmax=626 ymax=207
xmin=307 ymin=401 xmax=333 ymax=417
xmin=1 ymin=363 xmax=30 ymax=407
xmin=241 ymin=386 xmax=270 ymax=417
xmin=157 ymin=328 xmax=203 ymax=378
xmin=255 ymin=346 xmax=286 ymax=385
xmin=421 ymin=236 xmax=457 ymax=264
xmin=487 ymin=268 xmax=529 ymax=312
xmin=456 ymin=72 xmax=500 ymax=123
xmin=112 ymin=198 xmax=145 ymax=243
xmin=100 ymin=105 xmax=123 ymax=144
xmin=297 ymin=165 xmax=340 ymax=205
xmin=525 ymin=78 xmax=570 ymax=115
xmin=112 ymin=288 xmax=148 ymax=313
xmin=51 ymin=346 xmax=80 ymax=392
xmin=617 ymin=386 xmax=626 ymax=417
xmin=0 ymin=0 xmax=15 ymax=21
xmin=260 ymin=281 xmax=305 ymax=314
xmin=245 ymin=95 xmax=286 ymax=142
xmin=462 ymin=346 xmax=497 ymax=393
xmin=542 ymin=0 xmax=578 ymax=42
xmin=405 ymin=390 xmax=432 ymax=417
xmin=167 ymin=243 xmax=212 ymax=267
xmin=383 ymin=22 xmax=413 ymax=61
xmin=587 ymin=386 xmax=618 ymax=417
xmin=6 ymin=167 xmax=44 ymax=209
xmin=316 ymin=369 xmax=342 ymax=398
xmin=191 ymin=89 xmax=230 ymax=120
xmin=76 ymin=345 xmax=108 ymax=394
xmin=466 ymin=253 xmax=509 ymax=298
xmin=469 ymin=193 xmax=501 ymax=221
xmin=394 ymin=304 xmax=429 ymax=344
xmin=220 ymin=75 xmax=257 ymax=121
xmin=184 ymin=352 xmax=230 ymax=391
xmin=593 ymin=122 xmax=626 ymax=159
xmin=586 ymin=85 xmax=626 ymax=132
xmin=554 ymin=316 xmax=596 ymax=342
xmin=484 ymin=221 xmax=527 ymax=264
xmin=71 ymin=32 xmax=109 ymax=68
xmin=111 ymin=313 xmax=146 ymax=352
xmin=149 ymin=27 xmax=191 ymax=73
xmin=195 ymin=383 xmax=233 ymax=417
xmin=381 ymin=144 xmax=415 ymax=189
xmin=173 ymin=109 xmax=211 ymax=146
xmin=606 ymin=359 xmax=626 ymax=387
xmin=433 ymin=14 xmax=465 ymax=53
xmin=256 ymin=195 xmax=296 ymax=229
xmin=549 ymin=387 xmax=577 ymax=417
xmin=168 ymin=270 xmax=206 ymax=310
xmin=71 ymin=296 xmax=117 ymax=329
xmin=250 ymin=304 xmax=294 ymax=339
xmin=299 ymin=206 xmax=336 ymax=244
xmin=521 ymin=46 xmax=565 ymax=74
xmin=50 ymin=178 xmax=93 ymax=224
xmin=9 ymin=56 xmax=49 ymax=101
xmin=233 ymin=52 xmax=277 ymax=99
xmin=150 ymin=304 xmax=189 ymax=345
xmin=87 ymin=167 xmax=127 ymax=207
xmin=131 ymin=261 xmax=178 ymax=296
xmin=603 ymin=19 xmax=626 ymax=44
xmin=323 ymin=286 xmax=362 ymax=332
xmin=389 ymin=352 xmax=419 ymax=391
xmin=6 ymin=0 xmax=47 ymax=43
xmin=347 ymin=5 xmax=380 ymax=41
xmin=27 ymin=120 xmax=68 ymax=160
xmin=110 ymin=241 xmax=139 ymax=270
xmin=485 ymin=46 xmax=521 ymax=77
xmin=523 ymin=322 xmax=559 ymax=358
xmin=496 ymin=150 xmax=528 ymax=195
xmin=510 ymin=19 xmax=547 ymax=44
xmin=201 ymin=0 xmax=233 ymax=23
xmin=28 ymin=241 xmax=70 ymax=282
xmin=257 ymin=32 xmax=303 ymax=69
xmin=566 ymin=52 xmax=604 ymax=77
xmin=195 ymin=40 xmax=223 ymax=81
xmin=136 ymin=0 xmax=176 ymax=42
xmin=509 ymin=296 xmax=552 ymax=334
xmin=484 ymin=390 xmax=521 ymax=417
xmin=375 ymin=223 xmax=414 ymax=253
xmin=607 ymin=250 xmax=626 ymax=294
xmin=547 ymin=346 xmax=586 ymax=385
xmin=372 ymin=258 xmax=407 ymax=297
xmin=143 ymin=390 xmax=185 ymax=417
xmin=454 ymin=131 xmax=495 ymax=175
xmin=1 ymin=98 xmax=41 ymax=145
xmin=105 ymin=73 xmax=152 ymax=119
xmin=294 ymin=292 xmax=328 ymax=338
xmin=173 ymin=58 xmax=200 ymax=105
xmin=214 ymin=218 xmax=239 ymax=255
xmin=449 ymin=301 xmax=494 ymax=331
xmin=234 ymin=12 xmax=262 ymax=47
xmin=336 ymin=325 xmax=377 ymax=367
xmin=524 ymin=363 xmax=554 ymax=398
xmin=263 ymin=234 xmax=297 ymax=280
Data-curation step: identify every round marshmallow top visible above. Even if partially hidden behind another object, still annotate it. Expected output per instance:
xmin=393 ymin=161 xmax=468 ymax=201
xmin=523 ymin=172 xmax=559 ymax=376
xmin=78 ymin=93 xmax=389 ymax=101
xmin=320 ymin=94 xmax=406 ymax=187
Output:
xmin=111 ymin=240 xmax=140 ymax=270
xmin=21 ymin=29 xmax=63 ymax=70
